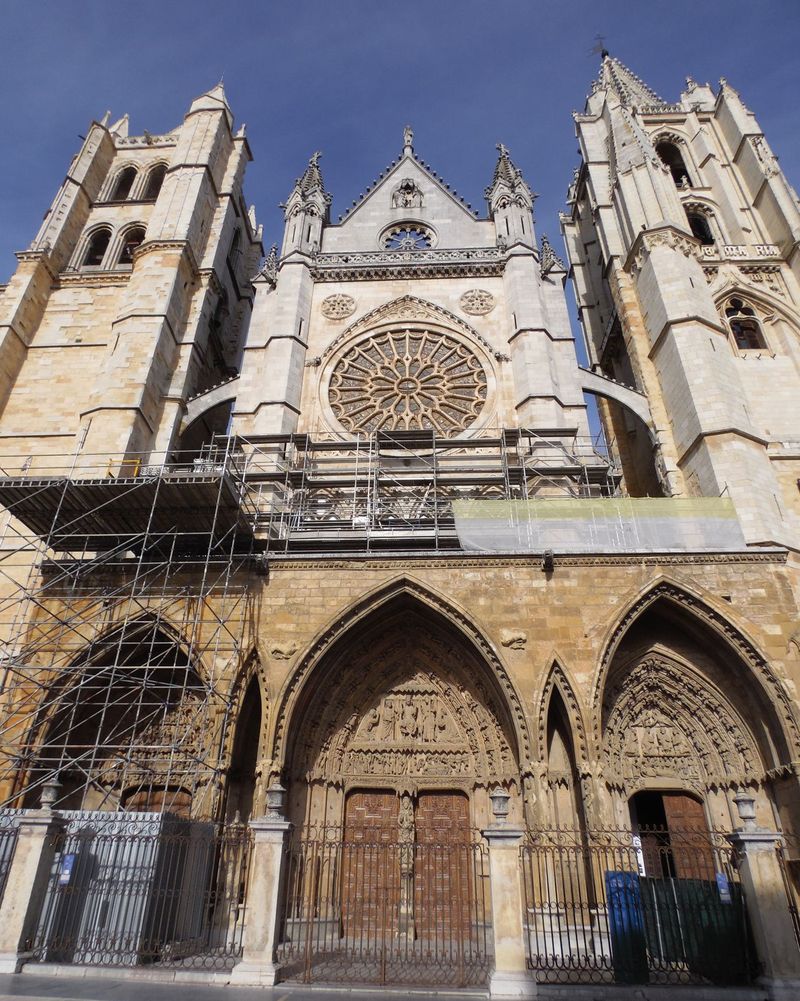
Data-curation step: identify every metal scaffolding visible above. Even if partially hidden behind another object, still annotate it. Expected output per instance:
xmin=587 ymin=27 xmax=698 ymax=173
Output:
xmin=0 ymin=439 xmax=259 ymax=818
xmin=0 ymin=428 xmax=619 ymax=816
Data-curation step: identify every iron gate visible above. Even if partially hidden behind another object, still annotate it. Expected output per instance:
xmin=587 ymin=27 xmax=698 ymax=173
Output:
xmin=276 ymin=826 xmax=492 ymax=985
xmin=521 ymin=828 xmax=756 ymax=986
xmin=29 ymin=814 xmax=251 ymax=969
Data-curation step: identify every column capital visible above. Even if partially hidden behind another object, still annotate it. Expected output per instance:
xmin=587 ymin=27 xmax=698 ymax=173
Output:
xmin=727 ymin=827 xmax=784 ymax=853
xmin=16 ymin=809 xmax=64 ymax=835
xmin=482 ymin=825 xmax=526 ymax=848
xmin=249 ymin=816 xmax=292 ymax=842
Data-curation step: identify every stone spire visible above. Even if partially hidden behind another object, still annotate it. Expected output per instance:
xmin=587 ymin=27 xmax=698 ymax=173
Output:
xmin=484 ymin=143 xmax=534 ymax=208
xmin=594 ymin=52 xmax=667 ymax=110
xmin=485 ymin=143 xmax=535 ymax=247
xmin=299 ymin=151 xmax=327 ymax=198
xmin=282 ymin=152 xmax=331 ymax=255
xmin=188 ymin=81 xmax=233 ymax=123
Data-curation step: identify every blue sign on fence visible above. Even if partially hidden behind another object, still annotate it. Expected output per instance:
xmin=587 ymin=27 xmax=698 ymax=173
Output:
xmin=605 ymin=870 xmax=648 ymax=984
xmin=716 ymin=871 xmax=732 ymax=904
xmin=58 ymin=853 xmax=76 ymax=886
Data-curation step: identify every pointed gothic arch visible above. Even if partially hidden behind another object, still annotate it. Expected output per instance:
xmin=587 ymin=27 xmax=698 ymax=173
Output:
xmin=593 ymin=578 xmax=799 ymax=831
xmin=593 ymin=577 xmax=799 ymax=761
xmin=17 ymin=615 xmax=211 ymax=812
xmin=536 ymin=660 xmax=589 ymax=766
xmin=269 ymin=577 xmax=532 ymax=827
xmin=321 ymin=294 xmax=500 ymax=362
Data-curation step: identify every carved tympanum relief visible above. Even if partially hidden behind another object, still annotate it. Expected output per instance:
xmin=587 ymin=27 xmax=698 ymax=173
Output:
xmin=602 ymin=657 xmax=759 ymax=793
xmin=327 ymin=328 xmax=488 ymax=434
xmin=292 ymin=626 xmax=517 ymax=788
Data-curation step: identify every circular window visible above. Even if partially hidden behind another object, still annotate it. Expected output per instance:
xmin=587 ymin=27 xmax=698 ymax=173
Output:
xmin=382 ymin=225 xmax=433 ymax=251
xmin=328 ymin=328 xmax=488 ymax=434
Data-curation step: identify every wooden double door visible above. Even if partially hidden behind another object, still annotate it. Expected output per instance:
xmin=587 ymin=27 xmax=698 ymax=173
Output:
xmin=341 ymin=789 xmax=472 ymax=937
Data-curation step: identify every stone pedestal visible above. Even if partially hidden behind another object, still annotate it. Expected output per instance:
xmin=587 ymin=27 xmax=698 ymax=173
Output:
xmin=483 ymin=826 xmax=537 ymax=999
xmin=0 ymin=810 xmax=63 ymax=973
xmin=728 ymin=827 xmax=800 ymax=999
xmin=230 ymin=817 xmax=292 ymax=986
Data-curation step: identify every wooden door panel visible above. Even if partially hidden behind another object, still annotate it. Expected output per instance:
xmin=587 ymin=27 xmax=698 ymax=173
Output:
xmin=663 ymin=793 xmax=715 ymax=880
xmin=415 ymin=791 xmax=471 ymax=936
xmin=342 ymin=790 xmax=398 ymax=934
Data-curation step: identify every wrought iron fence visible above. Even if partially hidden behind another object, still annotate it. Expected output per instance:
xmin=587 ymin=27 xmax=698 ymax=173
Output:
xmin=776 ymin=831 xmax=800 ymax=951
xmin=521 ymin=828 xmax=756 ymax=986
xmin=277 ymin=826 xmax=492 ymax=986
xmin=28 ymin=813 xmax=251 ymax=969
xmin=0 ymin=809 xmax=20 ymax=902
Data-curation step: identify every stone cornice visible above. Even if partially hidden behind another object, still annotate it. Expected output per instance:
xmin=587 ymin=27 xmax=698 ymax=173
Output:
xmin=56 ymin=272 xmax=131 ymax=288
xmin=624 ymin=223 xmax=702 ymax=275
xmin=14 ymin=250 xmax=58 ymax=283
xmin=311 ymin=247 xmax=504 ymax=283
xmin=264 ymin=549 xmax=787 ymax=571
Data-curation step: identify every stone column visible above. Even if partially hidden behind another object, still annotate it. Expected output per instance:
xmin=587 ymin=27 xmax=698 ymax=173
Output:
xmin=0 ymin=809 xmax=63 ymax=973
xmin=483 ymin=824 xmax=537 ymax=999
xmin=230 ymin=815 xmax=292 ymax=986
xmin=727 ymin=827 xmax=800 ymax=998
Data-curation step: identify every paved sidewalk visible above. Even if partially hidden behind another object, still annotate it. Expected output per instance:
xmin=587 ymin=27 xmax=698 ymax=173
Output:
xmin=0 ymin=974 xmax=471 ymax=1001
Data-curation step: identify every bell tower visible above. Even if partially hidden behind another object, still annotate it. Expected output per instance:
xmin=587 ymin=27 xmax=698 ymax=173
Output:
xmin=563 ymin=54 xmax=800 ymax=549
xmin=0 ymin=84 xmax=262 ymax=468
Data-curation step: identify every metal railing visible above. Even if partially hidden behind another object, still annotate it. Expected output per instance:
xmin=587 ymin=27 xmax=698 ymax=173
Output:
xmin=776 ymin=831 xmax=800 ymax=951
xmin=29 ymin=814 xmax=251 ymax=969
xmin=521 ymin=828 xmax=756 ymax=986
xmin=0 ymin=810 xmax=20 ymax=902
xmin=277 ymin=825 xmax=492 ymax=986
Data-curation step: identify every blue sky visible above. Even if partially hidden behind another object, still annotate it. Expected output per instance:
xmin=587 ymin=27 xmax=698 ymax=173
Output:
xmin=1 ymin=0 xmax=799 ymax=284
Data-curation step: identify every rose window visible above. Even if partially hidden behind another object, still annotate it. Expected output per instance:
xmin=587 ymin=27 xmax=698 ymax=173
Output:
xmin=382 ymin=225 xmax=433 ymax=251
xmin=328 ymin=328 xmax=488 ymax=433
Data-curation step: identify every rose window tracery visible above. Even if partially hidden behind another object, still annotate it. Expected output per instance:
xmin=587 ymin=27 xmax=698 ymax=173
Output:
xmin=382 ymin=225 xmax=433 ymax=251
xmin=328 ymin=327 xmax=488 ymax=433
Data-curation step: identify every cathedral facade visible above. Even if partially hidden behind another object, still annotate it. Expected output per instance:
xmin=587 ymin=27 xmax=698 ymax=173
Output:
xmin=0 ymin=57 xmax=798 ymax=994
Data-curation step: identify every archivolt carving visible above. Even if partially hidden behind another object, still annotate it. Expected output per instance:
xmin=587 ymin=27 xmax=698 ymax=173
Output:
xmin=602 ymin=656 xmax=759 ymax=793
xmin=270 ymin=579 xmax=534 ymax=774
xmin=537 ymin=661 xmax=589 ymax=765
xmin=593 ymin=580 xmax=800 ymax=759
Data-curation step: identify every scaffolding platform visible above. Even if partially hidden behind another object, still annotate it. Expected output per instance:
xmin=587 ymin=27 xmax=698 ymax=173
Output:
xmin=0 ymin=470 xmax=255 ymax=552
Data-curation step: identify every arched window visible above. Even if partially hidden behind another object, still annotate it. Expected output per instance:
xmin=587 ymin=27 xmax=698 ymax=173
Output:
xmin=686 ymin=209 xmax=714 ymax=246
xmin=82 ymin=228 xmax=111 ymax=268
xmin=142 ymin=163 xmax=167 ymax=201
xmin=656 ymin=140 xmax=692 ymax=187
xmin=110 ymin=166 xmax=137 ymax=201
xmin=118 ymin=226 xmax=146 ymax=266
xmin=725 ymin=297 xmax=767 ymax=350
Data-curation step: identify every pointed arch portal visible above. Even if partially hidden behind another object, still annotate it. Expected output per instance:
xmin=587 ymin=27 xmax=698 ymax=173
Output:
xmin=275 ymin=583 xmax=526 ymax=831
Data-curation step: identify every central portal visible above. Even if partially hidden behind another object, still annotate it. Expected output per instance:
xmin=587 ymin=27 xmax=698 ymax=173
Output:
xmin=277 ymin=603 xmax=519 ymax=985
xmin=285 ymin=607 xmax=521 ymax=833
